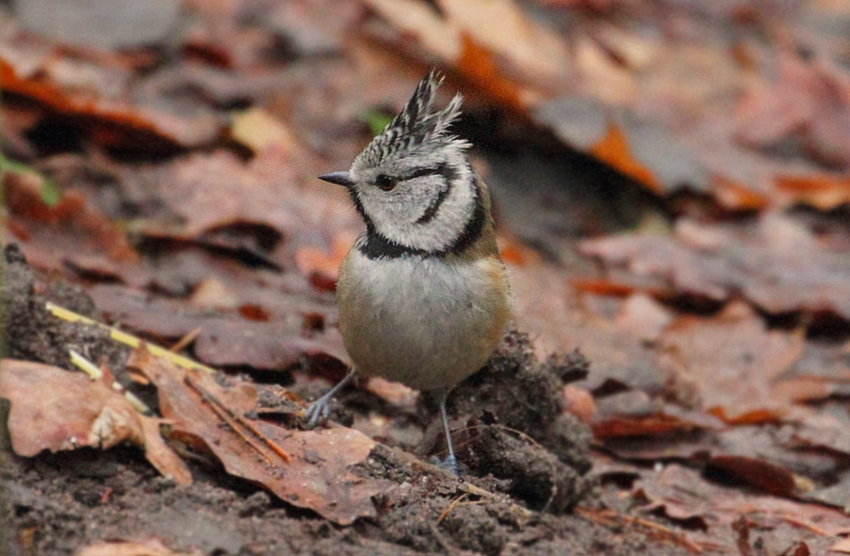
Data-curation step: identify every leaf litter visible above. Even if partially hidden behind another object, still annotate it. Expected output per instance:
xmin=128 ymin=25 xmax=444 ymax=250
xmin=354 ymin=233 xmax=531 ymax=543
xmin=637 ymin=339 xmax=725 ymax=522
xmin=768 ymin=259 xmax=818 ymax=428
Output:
xmin=127 ymin=347 xmax=384 ymax=525
xmin=3 ymin=0 xmax=850 ymax=554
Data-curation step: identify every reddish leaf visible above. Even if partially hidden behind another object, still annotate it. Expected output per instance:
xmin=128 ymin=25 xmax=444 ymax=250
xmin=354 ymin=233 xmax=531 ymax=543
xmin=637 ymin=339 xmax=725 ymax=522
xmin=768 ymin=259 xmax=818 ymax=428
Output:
xmin=0 ymin=56 xmax=219 ymax=150
xmin=709 ymin=455 xmax=797 ymax=497
xmin=130 ymin=349 xmax=387 ymax=525
xmin=0 ymin=359 xmax=143 ymax=456
xmin=0 ymin=359 xmax=190 ymax=484
xmin=657 ymin=303 xmax=804 ymax=421
xmin=590 ymin=123 xmax=664 ymax=194
xmin=637 ymin=464 xmax=850 ymax=538
xmin=581 ymin=214 xmax=850 ymax=321
xmin=592 ymin=412 xmax=696 ymax=439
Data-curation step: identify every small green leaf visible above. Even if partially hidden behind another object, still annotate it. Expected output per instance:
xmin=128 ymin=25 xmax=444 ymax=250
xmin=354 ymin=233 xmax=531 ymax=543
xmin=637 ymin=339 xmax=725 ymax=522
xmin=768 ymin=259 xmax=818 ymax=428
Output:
xmin=38 ymin=179 xmax=61 ymax=207
xmin=0 ymin=156 xmax=61 ymax=207
xmin=361 ymin=109 xmax=393 ymax=137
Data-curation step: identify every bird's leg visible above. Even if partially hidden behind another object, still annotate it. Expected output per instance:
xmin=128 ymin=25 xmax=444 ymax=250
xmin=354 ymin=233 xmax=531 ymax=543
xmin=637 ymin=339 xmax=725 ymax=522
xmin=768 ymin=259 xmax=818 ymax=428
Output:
xmin=437 ymin=389 xmax=459 ymax=475
xmin=305 ymin=368 xmax=356 ymax=427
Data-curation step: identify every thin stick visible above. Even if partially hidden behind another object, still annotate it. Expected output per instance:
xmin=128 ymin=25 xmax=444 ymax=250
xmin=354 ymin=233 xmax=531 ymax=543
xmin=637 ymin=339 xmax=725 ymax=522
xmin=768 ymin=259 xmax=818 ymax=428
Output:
xmin=47 ymin=302 xmax=216 ymax=374
xmin=69 ymin=349 xmax=152 ymax=414
xmin=184 ymin=371 xmax=290 ymax=464
xmin=170 ymin=327 xmax=202 ymax=353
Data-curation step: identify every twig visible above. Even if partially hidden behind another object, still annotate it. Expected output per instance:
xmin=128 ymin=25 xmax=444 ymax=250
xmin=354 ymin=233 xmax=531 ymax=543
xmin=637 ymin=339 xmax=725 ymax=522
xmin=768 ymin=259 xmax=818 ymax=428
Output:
xmin=69 ymin=349 xmax=152 ymax=414
xmin=437 ymin=493 xmax=470 ymax=524
xmin=170 ymin=327 xmax=202 ymax=353
xmin=47 ymin=302 xmax=216 ymax=374
xmin=184 ymin=370 xmax=290 ymax=464
xmin=575 ymin=506 xmax=704 ymax=554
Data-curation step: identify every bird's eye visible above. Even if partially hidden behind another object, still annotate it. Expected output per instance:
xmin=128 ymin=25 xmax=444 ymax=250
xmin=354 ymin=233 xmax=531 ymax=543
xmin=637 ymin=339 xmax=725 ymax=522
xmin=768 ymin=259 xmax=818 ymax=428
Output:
xmin=375 ymin=174 xmax=397 ymax=192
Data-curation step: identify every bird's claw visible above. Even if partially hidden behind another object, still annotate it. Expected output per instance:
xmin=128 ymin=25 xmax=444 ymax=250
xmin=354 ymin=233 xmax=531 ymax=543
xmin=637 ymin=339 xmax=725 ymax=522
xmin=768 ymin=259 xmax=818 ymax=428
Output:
xmin=304 ymin=393 xmax=334 ymax=428
xmin=430 ymin=453 xmax=459 ymax=476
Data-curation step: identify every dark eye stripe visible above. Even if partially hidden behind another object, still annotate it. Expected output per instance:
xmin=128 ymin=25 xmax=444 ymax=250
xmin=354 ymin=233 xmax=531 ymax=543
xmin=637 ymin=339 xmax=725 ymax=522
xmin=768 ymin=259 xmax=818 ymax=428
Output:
xmin=402 ymin=166 xmax=441 ymax=180
xmin=358 ymin=173 xmax=485 ymax=260
xmin=416 ymin=184 xmax=451 ymax=224
xmin=414 ymin=163 xmax=460 ymax=225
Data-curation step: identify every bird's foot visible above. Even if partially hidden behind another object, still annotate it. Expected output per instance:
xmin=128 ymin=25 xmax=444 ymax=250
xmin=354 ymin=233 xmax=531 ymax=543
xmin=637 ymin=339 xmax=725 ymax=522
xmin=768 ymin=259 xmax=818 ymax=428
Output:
xmin=430 ymin=453 xmax=459 ymax=476
xmin=303 ymin=368 xmax=357 ymax=428
xmin=304 ymin=391 xmax=335 ymax=428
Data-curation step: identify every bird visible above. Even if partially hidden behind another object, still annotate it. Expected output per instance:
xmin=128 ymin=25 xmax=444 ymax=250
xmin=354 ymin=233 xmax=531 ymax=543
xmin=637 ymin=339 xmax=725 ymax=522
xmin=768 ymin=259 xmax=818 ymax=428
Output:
xmin=306 ymin=70 xmax=512 ymax=474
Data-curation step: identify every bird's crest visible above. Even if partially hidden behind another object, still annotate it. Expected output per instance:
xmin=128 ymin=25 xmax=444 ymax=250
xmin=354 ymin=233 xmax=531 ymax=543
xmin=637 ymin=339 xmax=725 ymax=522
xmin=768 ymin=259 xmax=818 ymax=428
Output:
xmin=354 ymin=70 xmax=467 ymax=168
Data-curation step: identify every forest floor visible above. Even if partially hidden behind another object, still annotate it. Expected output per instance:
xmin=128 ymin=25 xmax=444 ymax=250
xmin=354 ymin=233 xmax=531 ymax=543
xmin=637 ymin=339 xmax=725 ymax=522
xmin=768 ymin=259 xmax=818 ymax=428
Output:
xmin=2 ymin=1 xmax=850 ymax=555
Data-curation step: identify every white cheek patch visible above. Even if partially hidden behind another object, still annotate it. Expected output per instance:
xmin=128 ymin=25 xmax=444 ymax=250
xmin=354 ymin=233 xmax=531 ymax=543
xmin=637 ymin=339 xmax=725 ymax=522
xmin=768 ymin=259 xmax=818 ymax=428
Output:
xmin=376 ymin=171 xmax=475 ymax=253
xmin=351 ymin=144 xmax=477 ymax=254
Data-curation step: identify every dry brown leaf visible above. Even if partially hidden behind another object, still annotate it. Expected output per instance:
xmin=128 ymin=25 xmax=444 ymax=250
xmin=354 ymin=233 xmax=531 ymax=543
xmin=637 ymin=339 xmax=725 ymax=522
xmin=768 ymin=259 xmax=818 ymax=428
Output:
xmin=591 ymin=124 xmax=664 ymax=193
xmin=580 ymin=213 xmax=850 ymax=321
xmin=130 ymin=349 xmax=387 ymax=525
xmin=0 ymin=359 xmax=144 ymax=455
xmin=735 ymin=54 xmax=850 ymax=169
xmin=708 ymin=455 xmax=798 ymax=497
xmin=636 ymin=464 xmax=850 ymax=538
xmin=295 ymin=231 xmax=358 ymax=287
xmin=365 ymin=377 xmax=418 ymax=407
xmin=139 ymin=416 xmax=193 ymax=486
xmin=591 ymin=412 xmax=696 ymax=439
xmin=657 ymin=303 xmax=804 ymax=421
xmin=140 ymin=149 xmax=358 ymax=247
xmin=562 ymin=385 xmax=597 ymax=424
xmin=775 ymin=174 xmax=850 ymax=211
xmin=364 ymin=0 xmax=567 ymax=94
xmin=510 ymin=264 xmax=674 ymax=395
xmin=0 ymin=55 xmax=219 ymax=150
xmin=613 ymin=293 xmax=673 ymax=343
xmin=0 ymin=359 xmax=189 ymax=483
xmin=831 ymin=537 xmax=850 ymax=553
xmin=4 ymin=172 xmax=138 ymax=264
xmin=89 ymin=283 xmax=347 ymax=370
xmin=76 ymin=539 xmax=200 ymax=556
xmin=441 ymin=0 xmax=571 ymax=85
xmin=457 ymin=34 xmax=525 ymax=112
xmin=230 ymin=107 xmax=297 ymax=153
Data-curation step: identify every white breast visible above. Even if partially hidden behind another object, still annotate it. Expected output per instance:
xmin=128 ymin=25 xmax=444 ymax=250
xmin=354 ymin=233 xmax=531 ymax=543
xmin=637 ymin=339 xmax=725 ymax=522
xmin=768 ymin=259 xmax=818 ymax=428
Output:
xmin=336 ymin=248 xmax=510 ymax=391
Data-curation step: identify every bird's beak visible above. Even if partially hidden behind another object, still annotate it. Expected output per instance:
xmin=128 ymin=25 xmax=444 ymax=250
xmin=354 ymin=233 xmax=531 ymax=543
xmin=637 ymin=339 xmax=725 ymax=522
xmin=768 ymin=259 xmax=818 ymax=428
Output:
xmin=317 ymin=171 xmax=354 ymax=188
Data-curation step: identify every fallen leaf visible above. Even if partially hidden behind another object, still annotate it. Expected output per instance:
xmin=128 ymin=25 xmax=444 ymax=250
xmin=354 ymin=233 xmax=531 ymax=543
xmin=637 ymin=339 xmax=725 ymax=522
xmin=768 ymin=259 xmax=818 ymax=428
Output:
xmin=4 ymin=172 xmax=138 ymax=264
xmin=89 ymin=283 xmax=348 ymax=370
xmin=592 ymin=412 xmax=696 ymax=439
xmin=637 ymin=464 xmax=850 ymax=537
xmin=363 ymin=0 xmax=568 ymax=92
xmin=775 ymin=174 xmax=850 ymax=211
xmin=0 ymin=359 xmax=144 ymax=455
xmin=0 ymin=55 xmax=220 ymax=150
xmin=562 ymin=385 xmax=597 ymax=423
xmin=230 ymin=108 xmax=297 ymax=153
xmin=832 ymin=538 xmax=850 ymax=554
xmin=130 ymin=349 xmax=387 ymax=524
xmin=139 ymin=416 xmax=193 ymax=486
xmin=580 ymin=213 xmax=850 ymax=321
xmin=139 ymin=150 xmax=358 ymax=248
xmin=295 ymin=231 xmax=358 ymax=287
xmin=708 ymin=455 xmax=798 ymax=497
xmin=76 ymin=538 xmax=200 ymax=556
xmin=657 ymin=303 xmax=804 ymax=421
xmin=735 ymin=54 xmax=850 ymax=169
xmin=0 ymin=359 xmax=189 ymax=483
xmin=457 ymin=33 xmax=525 ymax=112
xmin=613 ymin=293 xmax=673 ymax=342
xmin=510 ymin=264 xmax=674 ymax=395
xmin=590 ymin=122 xmax=663 ymax=194
xmin=365 ymin=377 xmax=418 ymax=407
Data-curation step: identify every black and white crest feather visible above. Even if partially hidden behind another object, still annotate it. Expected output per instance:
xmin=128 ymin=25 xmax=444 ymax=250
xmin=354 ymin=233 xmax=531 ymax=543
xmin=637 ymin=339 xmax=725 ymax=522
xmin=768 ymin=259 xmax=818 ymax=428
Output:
xmin=354 ymin=70 xmax=467 ymax=168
